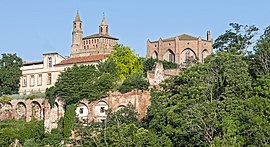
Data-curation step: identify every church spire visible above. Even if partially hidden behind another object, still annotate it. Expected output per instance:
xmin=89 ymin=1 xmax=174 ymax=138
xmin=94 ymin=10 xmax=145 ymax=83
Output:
xmin=99 ymin=13 xmax=108 ymax=35
xmin=75 ymin=11 xmax=81 ymax=22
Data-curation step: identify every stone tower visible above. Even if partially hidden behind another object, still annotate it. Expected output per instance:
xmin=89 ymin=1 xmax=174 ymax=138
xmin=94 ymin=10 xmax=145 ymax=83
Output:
xmin=99 ymin=14 xmax=108 ymax=35
xmin=71 ymin=12 xmax=83 ymax=57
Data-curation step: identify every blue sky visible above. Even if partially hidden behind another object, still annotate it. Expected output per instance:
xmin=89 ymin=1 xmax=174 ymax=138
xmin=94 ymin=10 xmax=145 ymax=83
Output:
xmin=0 ymin=0 xmax=269 ymax=61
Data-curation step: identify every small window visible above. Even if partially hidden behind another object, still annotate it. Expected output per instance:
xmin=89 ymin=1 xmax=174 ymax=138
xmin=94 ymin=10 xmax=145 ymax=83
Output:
xmin=100 ymin=107 xmax=105 ymax=113
xmin=48 ymin=57 xmax=52 ymax=68
xmin=30 ymin=75 xmax=35 ymax=87
xmin=22 ymin=76 xmax=27 ymax=87
xmin=47 ymin=73 xmax=52 ymax=85
xmin=79 ymin=108 xmax=83 ymax=114
xmin=37 ymin=74 xmax=42 ymax=86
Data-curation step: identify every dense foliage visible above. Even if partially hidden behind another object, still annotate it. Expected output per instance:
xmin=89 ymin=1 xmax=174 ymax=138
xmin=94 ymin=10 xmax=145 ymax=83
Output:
xmin=109 ymin=44 xmax=143 ymax=80
xmin=118 ymin=73 xmax=149 ymax=93
xmin=46 ymin=64 xmax=117 ymax=105
xmin=63 ymin=105 xmax=76 ymax=138
xmin=0 ymin=53 xmax=22 ymax=96
xmin=0 ymin=120 xmax=44 ymax=146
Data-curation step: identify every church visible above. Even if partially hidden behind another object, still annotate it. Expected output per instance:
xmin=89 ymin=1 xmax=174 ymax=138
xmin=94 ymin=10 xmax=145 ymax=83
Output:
xmin=19 ymin=12 xmax=118 ymax=95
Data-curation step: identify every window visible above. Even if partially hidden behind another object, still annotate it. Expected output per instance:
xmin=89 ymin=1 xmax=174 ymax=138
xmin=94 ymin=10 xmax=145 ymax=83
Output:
xmin=100 ymin=107 xmax=105 ymax=113
xmin=79 ymin=108 xmax=83 ymax=114
xmin=30 ymin=75 xmax=35 ymax=87
xmin=22 ymin=76 xmax=27 ymax=87
xmin=101 ymin=27 xmax=103 ymax=33
xmin=37 ymin=74 xmax=42 ymax=86
xmin=48 ymin=57 xmax=52 ymax=68
xmin=47 ymin=73 xmax=52 ymax=85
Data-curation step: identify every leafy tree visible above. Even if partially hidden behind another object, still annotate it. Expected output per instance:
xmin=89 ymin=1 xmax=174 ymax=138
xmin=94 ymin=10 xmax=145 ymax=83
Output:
xmin=108 ymin=44 xmax=143 ymax=80
xmin=0 ymin=53 xmax=22 ymax=96
xmin=118 ymin=73 xmax=149 ymax=93
xmin=145 ymin=51 xmax=261 ymax=146
xmin=213 ymin=23 xmax=258 ymax=53
xmin=253 ymin=26 xmax=270 ymax=76
xmin=46 ymin=64 xmax=117 ymax=105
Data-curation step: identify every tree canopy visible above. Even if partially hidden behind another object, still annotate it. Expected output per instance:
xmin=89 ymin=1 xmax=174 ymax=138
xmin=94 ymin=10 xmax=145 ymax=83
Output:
xmin=0 ymin=53 xmax=22 ymax=95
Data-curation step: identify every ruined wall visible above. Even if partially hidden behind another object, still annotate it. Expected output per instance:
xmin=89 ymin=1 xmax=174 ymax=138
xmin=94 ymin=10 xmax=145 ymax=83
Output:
xmin=147 ymin=62 xmax=181 ymax=87
xmin=0 ymin=97 xmax=65 ymax=133
xmin=76 ymin=90 xmax=151 ymax=122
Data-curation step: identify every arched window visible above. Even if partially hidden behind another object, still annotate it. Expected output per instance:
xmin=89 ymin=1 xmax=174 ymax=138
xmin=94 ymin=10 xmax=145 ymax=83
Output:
xmin=163 ymin=49 xmax=175 ymax=62
xmin=152 ymin=51 xmax=158 ymax=60
xmin=101 ymin=27 xmax=103 ymax=33
xmin=202 ymin=49 xmax=209 ymax=63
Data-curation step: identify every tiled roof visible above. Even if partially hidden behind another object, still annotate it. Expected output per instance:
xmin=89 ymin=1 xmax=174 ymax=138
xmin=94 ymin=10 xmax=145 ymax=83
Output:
xmin=55 ymin=54 xmax=109 ymax=66
xmin=83 ymin=33 xmax=118 ymax=40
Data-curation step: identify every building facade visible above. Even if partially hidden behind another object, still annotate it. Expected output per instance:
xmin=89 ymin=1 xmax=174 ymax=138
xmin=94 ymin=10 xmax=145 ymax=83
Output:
xmin=70 ymin=12 xmax=118 ymax=57
xmin=146 ymin=31 xmax=213 ymax=65
xmin=19 ymin=12 xmax=115 ymax=95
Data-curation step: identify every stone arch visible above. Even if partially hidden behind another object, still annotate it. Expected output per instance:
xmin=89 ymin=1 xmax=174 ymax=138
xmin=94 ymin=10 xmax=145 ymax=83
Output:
xmin=76 ymin=102 xmax=89 ymax=119
xmin=51 ymin=102 xmax=59 ymax=122
xmin=163 ymin=49 xmax=175 ymax=62
xmin=180 ymin=48 xmax=197 ymax=64
xmin=115 ymin=105 xmax=126 ymax=112
xmin=0 ymin=102 xmax=13 ymax=120
xmin=31 ymin=101 xmax=42 ymax=120
xmin=151 ymin=50 xmax=158 ymax=59
xmin=16 ymin=102 xmax=26 ymax=120
xmin=94 ymin=101 xmax=109 ymax=118
xmin=202 ymin=49 xmax=209 ymax=62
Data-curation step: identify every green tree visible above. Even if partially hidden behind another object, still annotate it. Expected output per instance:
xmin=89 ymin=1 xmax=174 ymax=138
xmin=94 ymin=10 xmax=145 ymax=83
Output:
xmin=46 ymin=64 xmax=117 ymax=105
xmin=213 ymin=23 xmax=258 ymax=53
xmin=118 ymin=73 xmax=149 ymax=93
xmin=253 ymin=26 xmax=270 ymax=76
xmin=108 ymin=44 xmax=143 ymax=80
xmin=0 ymin=53 xmax=22 ymax=95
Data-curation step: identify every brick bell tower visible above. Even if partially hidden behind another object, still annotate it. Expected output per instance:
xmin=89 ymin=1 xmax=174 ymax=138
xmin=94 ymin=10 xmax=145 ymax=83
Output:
xmin=70 ymin=11 xmax=83 ymax=57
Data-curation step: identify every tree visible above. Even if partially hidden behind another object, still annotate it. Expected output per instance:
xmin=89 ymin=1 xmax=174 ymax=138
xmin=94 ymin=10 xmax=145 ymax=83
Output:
xmin=118 ymin=73 xmax=149 ymax=93
xmin=145 ymin=51 xmax=268 ymax=146
xmin=0 ymin=53 xmax=22 ymax=95
xmin=213 ymin=23 xmax=258 ymax=53
xmin=108 ymin=44 xmax=143 ymax=80
xmin=46 ymin=64 xmax=117 ymax=105
xmin=253 ymin=26 xmax=270 ymax=76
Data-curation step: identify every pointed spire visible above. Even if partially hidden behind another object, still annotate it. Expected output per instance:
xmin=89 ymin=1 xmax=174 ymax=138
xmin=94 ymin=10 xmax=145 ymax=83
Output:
xmin=75 ymin=10 xmax=81 ymax=21
xmin=100 ymin=12 xmax=107 ymax=25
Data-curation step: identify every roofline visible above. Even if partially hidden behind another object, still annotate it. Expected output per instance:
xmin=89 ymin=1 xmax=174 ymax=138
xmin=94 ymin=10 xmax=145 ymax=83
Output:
xmin=23 ymin=61 xmax=43 ymax=66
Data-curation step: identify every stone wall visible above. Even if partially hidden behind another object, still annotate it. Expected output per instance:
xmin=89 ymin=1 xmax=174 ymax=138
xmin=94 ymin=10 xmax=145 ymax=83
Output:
xmin=147 ymin=62 xmax=181 ymax=87
xmin=0 ymin=97 xmax=65 ymax=132
xmin=75 ymin=90 xmax=151 ymax=122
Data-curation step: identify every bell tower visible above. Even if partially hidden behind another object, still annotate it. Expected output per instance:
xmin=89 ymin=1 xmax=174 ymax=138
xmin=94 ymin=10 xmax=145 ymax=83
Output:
xmin=99 ymin=13 xmax=108 ymax=35
xmin=71 ymin=11 xmax=83 ymax=57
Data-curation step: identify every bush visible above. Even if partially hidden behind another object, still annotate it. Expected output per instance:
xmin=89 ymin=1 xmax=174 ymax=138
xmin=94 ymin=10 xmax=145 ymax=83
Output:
xmin=118 ymin=73 xmax=149 ymax=93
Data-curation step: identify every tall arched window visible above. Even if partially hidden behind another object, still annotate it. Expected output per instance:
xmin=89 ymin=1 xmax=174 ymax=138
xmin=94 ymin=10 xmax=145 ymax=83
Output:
xmin=168 ymin=50 xmax=175 ymax=62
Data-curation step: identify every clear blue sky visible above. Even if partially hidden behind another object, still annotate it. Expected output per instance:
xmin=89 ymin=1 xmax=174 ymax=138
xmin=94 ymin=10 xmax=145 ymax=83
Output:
xmin=0 ymin=0 xmax=269 ymax=61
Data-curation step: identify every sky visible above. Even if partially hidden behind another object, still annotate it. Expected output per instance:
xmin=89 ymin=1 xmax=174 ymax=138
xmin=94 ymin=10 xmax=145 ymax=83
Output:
xmin=0 ymin=0 xmax=270 ymax=61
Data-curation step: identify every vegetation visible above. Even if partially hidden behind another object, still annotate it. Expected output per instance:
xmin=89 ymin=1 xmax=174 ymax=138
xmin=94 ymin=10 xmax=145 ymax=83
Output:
xmin=142 ymin=57 xmax=178 ymax=74
xmin=0 ymin=53 xmax=22 ymax=96
xmin=118 ymin=73 xmax=149 ymax=93
xmin=109 ymin=44 xmax=143 ymax=80
xmin=63 ymin=105 xmax=76 ymax=138
xmin=0 ymin=120 xmax=44 ymax=146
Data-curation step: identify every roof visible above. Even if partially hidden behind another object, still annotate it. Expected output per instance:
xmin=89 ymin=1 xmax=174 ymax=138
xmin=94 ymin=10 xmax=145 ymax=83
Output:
xmin=75 ymin=11 xmax=81 ymax=22
xmin=23 ymin=61 xmax=43 ymax=66
xmin=83 ymin=33 xmax=118 ymax=40
xmin=100 ymin=15 xmax=107 ymax=26
xmin=55 ymin=54 xmax=109 ymax=66
xmin=150 ymin=34 xmax=207 ymax=43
